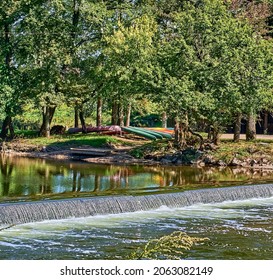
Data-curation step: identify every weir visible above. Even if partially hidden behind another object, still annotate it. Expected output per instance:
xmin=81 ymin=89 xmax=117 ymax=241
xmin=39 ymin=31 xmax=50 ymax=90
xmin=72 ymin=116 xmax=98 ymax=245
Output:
xmin=0 ymin=184 xmax=273 ymax=226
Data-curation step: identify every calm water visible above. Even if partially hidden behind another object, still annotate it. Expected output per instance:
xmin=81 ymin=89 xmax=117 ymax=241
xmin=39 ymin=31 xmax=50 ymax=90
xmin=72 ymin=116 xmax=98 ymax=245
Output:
xmin=1 ymin=155 xmax=273 ymax=202
xmin=0 ymin=155 xmax=272 ymax=260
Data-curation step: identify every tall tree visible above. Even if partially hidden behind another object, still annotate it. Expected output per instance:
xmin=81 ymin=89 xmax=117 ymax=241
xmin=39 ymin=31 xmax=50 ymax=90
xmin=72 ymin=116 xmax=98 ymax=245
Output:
xmin=0 ymin=0 xmax=39 ymax=138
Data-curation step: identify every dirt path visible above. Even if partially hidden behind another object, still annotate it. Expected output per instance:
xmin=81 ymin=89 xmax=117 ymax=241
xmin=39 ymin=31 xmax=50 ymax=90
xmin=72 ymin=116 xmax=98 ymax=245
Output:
xmin=221 ymin=134 xmax=273 ymax=140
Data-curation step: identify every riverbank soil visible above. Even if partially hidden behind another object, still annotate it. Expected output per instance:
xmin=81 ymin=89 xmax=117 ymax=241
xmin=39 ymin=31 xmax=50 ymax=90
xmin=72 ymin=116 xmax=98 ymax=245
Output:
xmin=1 ymin=133 xmax=273 ymax=168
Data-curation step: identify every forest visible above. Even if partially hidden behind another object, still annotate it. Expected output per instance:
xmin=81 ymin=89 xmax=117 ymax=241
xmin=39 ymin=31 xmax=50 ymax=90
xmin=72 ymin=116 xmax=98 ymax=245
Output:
xmin=1 ymin=0 xmax=273 ymax=148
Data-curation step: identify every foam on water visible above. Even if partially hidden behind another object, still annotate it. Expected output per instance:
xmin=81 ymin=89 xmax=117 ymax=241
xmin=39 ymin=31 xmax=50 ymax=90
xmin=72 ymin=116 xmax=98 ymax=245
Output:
xmin=0 ymin=195 xmax=272 ymax=238
xmin=0 ymin=192 xmax=272 ymax=260
xmin=0 ymin=184 xmax=273 ymax=227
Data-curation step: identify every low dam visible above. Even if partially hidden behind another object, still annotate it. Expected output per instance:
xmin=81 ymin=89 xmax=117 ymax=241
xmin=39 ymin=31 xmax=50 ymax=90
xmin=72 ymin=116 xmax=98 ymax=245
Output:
xmin=1 ymin=184 xmax=272 ymax=226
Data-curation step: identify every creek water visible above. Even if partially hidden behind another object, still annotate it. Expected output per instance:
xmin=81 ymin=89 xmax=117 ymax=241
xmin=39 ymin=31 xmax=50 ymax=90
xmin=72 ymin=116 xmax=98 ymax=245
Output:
xmin=0 ymin=155 xmax=272 ymax=259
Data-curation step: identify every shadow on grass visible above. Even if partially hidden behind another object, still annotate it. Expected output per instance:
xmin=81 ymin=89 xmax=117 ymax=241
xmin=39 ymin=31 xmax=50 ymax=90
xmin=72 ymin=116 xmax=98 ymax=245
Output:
xmin=14 ymin=131 xmax=122 ymax=150
xmin=45 ymin=135 xmax=121 ymax=149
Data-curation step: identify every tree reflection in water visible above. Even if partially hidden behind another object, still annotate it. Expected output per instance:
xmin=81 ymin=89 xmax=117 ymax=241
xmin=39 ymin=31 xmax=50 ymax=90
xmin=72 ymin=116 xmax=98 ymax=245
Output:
xmin=1 ymin=155 xmax=273 ymax=202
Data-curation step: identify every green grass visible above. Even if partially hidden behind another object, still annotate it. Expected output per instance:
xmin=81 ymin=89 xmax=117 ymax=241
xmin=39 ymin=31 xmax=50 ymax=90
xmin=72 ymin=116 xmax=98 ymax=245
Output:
xmin=14 ymin=129 xmax=39 ymax=137
xmin=7 ymin=130 xmax=273 ymax=165
xmin=207 ymin=140 xmax=273 ymax=163
xmin=9 ymin=131 xmax=125 ymax=149
xmin=28 ymin=134 xmax=121 ymax=148
xmin=130 ymin=139 xmax=173 ymax=158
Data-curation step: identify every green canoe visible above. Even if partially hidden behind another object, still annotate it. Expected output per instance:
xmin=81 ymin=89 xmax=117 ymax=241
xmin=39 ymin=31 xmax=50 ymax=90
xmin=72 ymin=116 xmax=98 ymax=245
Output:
xmin=131 ymin=127 xmax=164 ymax=139
xmin=121 ymin=127 xmax=157 ymax=140
xmin=138 ymin=127 xmax=173 ymax=139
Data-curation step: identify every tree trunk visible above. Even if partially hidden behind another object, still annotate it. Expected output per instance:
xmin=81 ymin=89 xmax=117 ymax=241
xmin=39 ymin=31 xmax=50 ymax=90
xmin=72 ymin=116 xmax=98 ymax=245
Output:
xmin=96 ymin=97 xmax=102 ymax=127
xmin=79 ymin=110 xmax=87 ymax=133
xmin=188 ymin=128 xmax=204 ymax=150
xmin=39 ymin=106 xmax=56 ymax=137
xmin=74 ymin=106 xmax=79 ymax=128
xmin=174 ymin=119 xmax=179 ymax=148
xmin=125 ymin=103 xmax=131 ymax=127
xmin=162 ymin=112 xmax=167 ymax=128
xmin=211 ymin=124 xmax=220 ymax=145
xmin=8 ymin=120 xmax=15 ymax=139
xmin=212 ymin=129 xmax=220 ymax=145
xmin=111 ymin=101 xmax=118 ymax=125
xmin=233 ymin=113 xmax=241 ymax=142
xmin=207 ymin=125 xmax=212 ymax=140
xmin=246 ymin=112 xmax=256 ymax=141
xmin=174 ymin=115 xmax=189 ymax=149
xmin=0 ymin=116 xmax=13 ymax=139
xmin=263 ymin=111 xmax=268 ymax=134
xmin=119 ymin=105 xmax=124 ymax=127
xmin=0 ymin=24 xmax=14 ymax=140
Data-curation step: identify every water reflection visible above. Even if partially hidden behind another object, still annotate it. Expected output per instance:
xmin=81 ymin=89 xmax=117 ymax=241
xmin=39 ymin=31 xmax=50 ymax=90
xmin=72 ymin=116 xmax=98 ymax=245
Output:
xmin=1 ymin=155 xmax=273 ymax=202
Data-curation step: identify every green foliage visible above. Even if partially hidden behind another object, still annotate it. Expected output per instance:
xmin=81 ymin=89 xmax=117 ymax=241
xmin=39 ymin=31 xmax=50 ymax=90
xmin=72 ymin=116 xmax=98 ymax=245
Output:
xmin=153 ymin=0 xmax=273 ymax=128
xmin=128 ymin=231 xmax=209 ymax=260
xmin=1 ymin=0 xmax=273 ymax=140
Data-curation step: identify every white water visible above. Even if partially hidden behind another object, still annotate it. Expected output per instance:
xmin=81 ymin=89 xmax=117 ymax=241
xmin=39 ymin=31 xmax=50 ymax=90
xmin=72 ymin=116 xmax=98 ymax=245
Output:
xmin=1 ymin=184 xmax=273 ymax=226
xmin=1 ymin=196 xmax=272 ymax=236
xmin=0 ymin=194 xmax=272 ymax=260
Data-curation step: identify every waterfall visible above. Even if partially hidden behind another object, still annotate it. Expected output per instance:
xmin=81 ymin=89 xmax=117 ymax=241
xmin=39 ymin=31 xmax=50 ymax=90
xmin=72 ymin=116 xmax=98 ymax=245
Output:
xmin=0 ymin=184 xmax=273 ymax=226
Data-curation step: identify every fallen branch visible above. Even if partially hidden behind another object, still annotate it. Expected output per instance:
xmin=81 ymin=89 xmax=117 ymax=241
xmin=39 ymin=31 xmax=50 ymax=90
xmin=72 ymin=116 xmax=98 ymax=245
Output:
xmin=188 ymin=128 xmax=204 ymax=150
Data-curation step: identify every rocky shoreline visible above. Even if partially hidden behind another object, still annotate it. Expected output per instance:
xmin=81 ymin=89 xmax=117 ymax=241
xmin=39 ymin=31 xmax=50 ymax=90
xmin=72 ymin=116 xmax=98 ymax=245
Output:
xmin=1 ymin=140 xmax=273 ymax=169
xmin=0 ymin=141 xmax=157 ymax=165
xmin=156 ymin=147 xmax=273 ymax=169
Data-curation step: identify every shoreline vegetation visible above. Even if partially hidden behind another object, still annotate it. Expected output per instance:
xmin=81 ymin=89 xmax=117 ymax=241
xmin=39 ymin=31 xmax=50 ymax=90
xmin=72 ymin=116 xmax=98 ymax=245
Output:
xmin=2 ymin=133 xmax=273 ymax=170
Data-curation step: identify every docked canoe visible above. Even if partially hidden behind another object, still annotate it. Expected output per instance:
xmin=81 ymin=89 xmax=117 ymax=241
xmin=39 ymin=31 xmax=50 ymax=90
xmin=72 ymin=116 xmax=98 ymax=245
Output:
xmin=121 ymin=127 xmax=157 ymax=140
xmin=130 ymin=127 xmax=164 ymax=139
xmin=146 ymin=127 xmax=174 ymax=134
xmin=70 ymin=148 xmax=113 ymax=156
xmin=68 ymin=125 xmax=121 ymax=134
xmin=136 ymin=127 xmax=173 ymax=139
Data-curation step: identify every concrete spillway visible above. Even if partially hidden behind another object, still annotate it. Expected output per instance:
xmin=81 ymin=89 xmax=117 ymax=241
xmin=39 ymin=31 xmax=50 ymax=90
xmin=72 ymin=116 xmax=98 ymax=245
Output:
xmin=0 ymin=184 xmax=273 ymax=226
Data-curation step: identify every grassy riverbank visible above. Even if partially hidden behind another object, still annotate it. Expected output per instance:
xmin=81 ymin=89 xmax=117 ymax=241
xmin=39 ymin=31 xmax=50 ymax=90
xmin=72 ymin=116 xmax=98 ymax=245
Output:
xmin=1 ymin=133 xmax=140 ymax=152
xmin=1 ymin=132 xmax=273 ymax=167
xmin=129 ymin=138 xmax=273 ymax=167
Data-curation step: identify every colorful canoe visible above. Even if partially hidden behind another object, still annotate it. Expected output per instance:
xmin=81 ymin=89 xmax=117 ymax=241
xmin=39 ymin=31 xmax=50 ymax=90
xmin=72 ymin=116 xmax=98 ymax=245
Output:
xmin=144 ymin=128 xmax=173 ymax=139
xmin=121 ymin=127 xmax=157 ymax=140
xmin=131 ymin=127 xmax=164 ymax=139
xmin=68 ymin=125 xmax=121 ymax=135
xmin=135 ymin=127 xmax=173 ymax=139
xmin=146 ymin=127 xmax=174 ymax=134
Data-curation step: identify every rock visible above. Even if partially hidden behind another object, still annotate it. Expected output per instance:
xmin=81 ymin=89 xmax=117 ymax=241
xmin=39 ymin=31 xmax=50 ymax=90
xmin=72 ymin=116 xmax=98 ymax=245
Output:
xmin=179 ymin=148 xmax=203 ymax=165
xmin=171 ymin=156 xmax=179 ymax=163
xmin=203 ymin=155 xmax=216 ymax=165
xmin=196 ymin=160 xmax=205 ymax=166
xmin=41 ymin=146 xmax=47 ymax=152
xmin=216 ymin=160 xmax=227 ymax=166
xmin=230 ymin=157 xmax=243 ymax=166
xmin=191 ymin=160 xmax=205 ymax=166
xmin=50 ymin=125 xmax=66 ymax=135
xmin=160 ymin=158 xmax=172 ymax=164
xmin=261 ymin=158 xmax=269 ymax=164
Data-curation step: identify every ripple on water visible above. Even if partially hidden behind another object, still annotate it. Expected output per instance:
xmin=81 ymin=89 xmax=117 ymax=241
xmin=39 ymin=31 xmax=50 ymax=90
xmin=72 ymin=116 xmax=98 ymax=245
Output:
xmin=0 ymin=196 xmax=272 ymax=260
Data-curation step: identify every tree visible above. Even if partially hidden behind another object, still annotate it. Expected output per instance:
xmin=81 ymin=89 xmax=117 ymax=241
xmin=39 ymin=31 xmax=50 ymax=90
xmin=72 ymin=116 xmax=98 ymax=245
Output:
xmin=97 ymin=13 xmax=158 ymax=126
xmin=149 ymin=0 xmax=273 ymax=146
xmin=0 ymin=0 xmax=40 ymax=138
